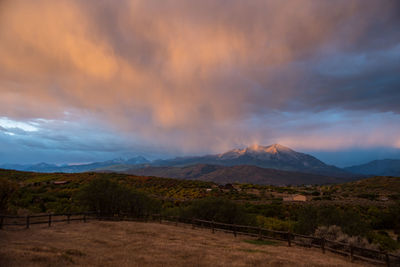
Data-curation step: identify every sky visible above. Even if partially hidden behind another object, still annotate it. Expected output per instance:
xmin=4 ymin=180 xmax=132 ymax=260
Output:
xmin=0 ymin=0 xmax=400 ymax=167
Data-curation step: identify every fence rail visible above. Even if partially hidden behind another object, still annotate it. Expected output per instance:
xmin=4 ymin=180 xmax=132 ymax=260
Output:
xmin=0 ymin=212 xmax=94 ymax=229
xmin=1 ymin=213 xmax=399 ymax=266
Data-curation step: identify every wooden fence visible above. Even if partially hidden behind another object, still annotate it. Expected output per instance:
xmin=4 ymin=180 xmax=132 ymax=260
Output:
xmin=156 ymin=215 xmax=400 ymax=267
xmin=0 ymin=212 xmax=94 ymax=229
xmin=1 ymin=213 xmax=399 ymax=267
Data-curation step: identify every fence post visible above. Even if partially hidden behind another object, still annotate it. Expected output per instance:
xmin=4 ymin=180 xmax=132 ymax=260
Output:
xmin=350 ymin=245 xmax=354 ymax=262
xmin=48 ymin=214 xmax=52 ymax=227
xmin=175 ymin=217 xmax=178 ymax=227
xmin=287 ymin=231 xmax=291 ymax=247
xmin=211 ymin=221 xmax=215 ymax=234
xmin=258 ymin=227 xmax=262 ymax=240
xmin=233 ymin=225 xmax=237 ymax=238
xmin=321 ymin=238 xmax=325 ymax=254
xmin=26 ymin=215 xmax=30 ymax=229
xmin=83 ymin=213 xmax=87 ymax=223
xmin=0 ymin=216 xmax=3 ymax=230
xmin=67 ymin=214 xmax=71 ymax=224
xmin=192 ymin=218 xmax=195 ymax=229
xmin=386 ymin=252 xmax=390 ymax=267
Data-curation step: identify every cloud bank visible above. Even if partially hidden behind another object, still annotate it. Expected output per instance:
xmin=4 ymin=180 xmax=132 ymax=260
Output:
xmin=0 ymin=0 xmax=399 ymax=164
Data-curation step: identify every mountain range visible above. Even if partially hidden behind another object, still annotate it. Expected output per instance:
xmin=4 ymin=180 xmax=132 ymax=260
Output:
xmin=1 ymin=144 xmax=399 ymax=185
xmin=149 ymin=144 xmax=350 ymax=177
xmin=0 ymin=156 xmax=149 ymax=173
xmin=344 ymin=159 xmax=400 ymax=177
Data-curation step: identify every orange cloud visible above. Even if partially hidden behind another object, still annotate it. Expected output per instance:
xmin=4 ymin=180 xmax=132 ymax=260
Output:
xmin=0 ymin=0 xmax=398 ymax=153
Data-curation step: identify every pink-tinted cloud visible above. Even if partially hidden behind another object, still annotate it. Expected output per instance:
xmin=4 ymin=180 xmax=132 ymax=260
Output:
xmin=0 ymin=0 xmax=399 ymax=158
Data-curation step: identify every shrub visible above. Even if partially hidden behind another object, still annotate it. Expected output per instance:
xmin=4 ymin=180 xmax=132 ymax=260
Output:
xmin=256 ymin=216 xmax=294 ymax=232
xmin=243 ymin=203 xmax=284 ymax=219
xmin=368 ymin=231 xmax=400 ymax=252
xmin=314 ymin=225 xmax=378 ymax=250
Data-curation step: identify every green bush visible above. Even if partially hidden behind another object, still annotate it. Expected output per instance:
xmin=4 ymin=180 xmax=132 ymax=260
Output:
xmin=256 ymin=216 xmax=294 ymax=231
xmin=368 ymin=231 xmax=400 ymax=251
xmin=243 ymin=203 xmax=285 ymax=219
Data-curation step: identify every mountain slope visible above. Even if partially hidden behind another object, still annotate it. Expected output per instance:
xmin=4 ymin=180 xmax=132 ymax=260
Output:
xmin=124 ymin=164 xmax=350 ymax=185
xmin=344 ymin=159 xmax=400 ymax=176
xmin=151 ymin=144 xmax=351 ymax=177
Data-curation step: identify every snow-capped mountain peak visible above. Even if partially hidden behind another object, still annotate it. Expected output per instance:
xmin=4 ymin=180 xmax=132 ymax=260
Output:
xmin=218 ymin=144 xmax=295 ymax=159
xmin=246 ymin=144 xmax=293 ymax=154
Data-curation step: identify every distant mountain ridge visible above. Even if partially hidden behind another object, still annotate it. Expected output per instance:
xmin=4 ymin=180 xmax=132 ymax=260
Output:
xmin=0 ymin=143 xmax=369 ymax=185
xmin=124 ymin=164 xmax=351 ymax=185
xmin=0 ymin=156 xmax=149 ymax=173
xmin=345 ymin=159 xmax=400 ymax=177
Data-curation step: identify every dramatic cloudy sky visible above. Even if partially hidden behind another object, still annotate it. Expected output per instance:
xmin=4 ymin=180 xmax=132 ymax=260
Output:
xmin=0 ymin=0 xmax=400 ymax=166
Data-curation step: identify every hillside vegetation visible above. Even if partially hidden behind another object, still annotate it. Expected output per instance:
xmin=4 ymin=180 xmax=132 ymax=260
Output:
xmin=1 ymin=169 xmax=399 ymax=252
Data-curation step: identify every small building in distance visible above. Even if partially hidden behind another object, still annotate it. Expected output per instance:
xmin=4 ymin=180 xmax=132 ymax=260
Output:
xmin=53 ymin=181 xmax=69 ymax=185
xmin=283 ymin=194 xmax=307 ymax=202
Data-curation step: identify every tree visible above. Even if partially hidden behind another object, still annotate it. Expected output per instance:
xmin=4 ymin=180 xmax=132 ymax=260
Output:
xmin=0 ymin=178 xmax=17 ymax=214
xmin=77 ymin=178 xmax=159 ymax=216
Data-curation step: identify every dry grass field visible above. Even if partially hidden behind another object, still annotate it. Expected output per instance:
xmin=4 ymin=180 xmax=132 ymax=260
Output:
xmin=0 ymin=220 xmax=374 ymax=267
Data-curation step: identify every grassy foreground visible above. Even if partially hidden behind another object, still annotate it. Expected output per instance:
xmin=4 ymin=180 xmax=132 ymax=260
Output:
xmin=0 ymin=221 xmax=372 ymax=267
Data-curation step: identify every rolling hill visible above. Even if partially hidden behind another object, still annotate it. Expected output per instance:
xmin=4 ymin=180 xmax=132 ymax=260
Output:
xmin=124 ymin=164 xmax=351 ymax=185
